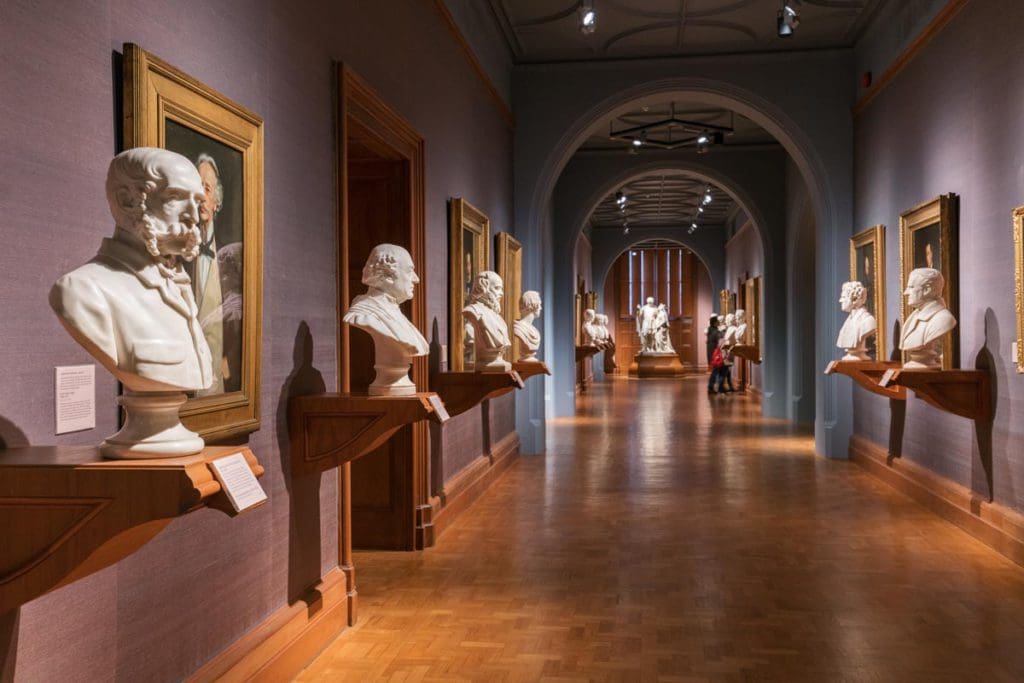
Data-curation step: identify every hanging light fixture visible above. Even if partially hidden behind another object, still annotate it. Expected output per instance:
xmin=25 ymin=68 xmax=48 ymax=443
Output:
xmin=579 ymin=0 xmax=596 ymax=34
xmin=616 ymin=190 xmax=628 ymax=208
xmin=777 ymin=1 xmax=799 ymax=37
xmin=702 ymin=188 xmax=713 ymax=205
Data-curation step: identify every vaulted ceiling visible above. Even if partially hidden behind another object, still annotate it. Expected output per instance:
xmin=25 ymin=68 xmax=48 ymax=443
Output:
xmin=589 ymin=172 xmax=736 ymax=231
xmin=489 ymin=0 xmax=887 ymax=63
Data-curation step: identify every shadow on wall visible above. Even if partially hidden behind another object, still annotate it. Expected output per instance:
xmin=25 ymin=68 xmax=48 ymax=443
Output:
xmin=277 ymin=321 xmax=327 ymax=604
xmin=887 ymin=320 xmax=905 ymax=461
xmin=429 ymin=318 xmax=444 ymax=497
xmin=0 ymin=420 xmax=29 ymax=681
xmin=0 ymin=416 xmax=28 ymax=449
xmin=972 ymin=308 xmax=1002 ymax=503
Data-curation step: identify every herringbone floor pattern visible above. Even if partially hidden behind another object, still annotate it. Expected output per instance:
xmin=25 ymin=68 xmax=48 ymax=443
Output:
xmin=297 ymin=377 xmax=1024 ymax=681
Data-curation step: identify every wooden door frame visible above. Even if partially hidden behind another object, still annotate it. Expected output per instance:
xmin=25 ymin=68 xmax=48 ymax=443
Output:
xmin=335 ymin=65 xmax=431 ymax=621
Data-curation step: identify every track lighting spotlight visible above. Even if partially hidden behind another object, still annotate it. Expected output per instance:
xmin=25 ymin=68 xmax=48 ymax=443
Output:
xmin=579 ymin=0 xmax=596 ymax=34
xmin=702 ymin=189 xmax=713 ymax=205
xmin=698 ymin=206 xmax=704 ymax=214
xmin=696 ymin=133 xmax=710 ymax=145
xmin=615 ymin=190 xmax=627 ymax=208
xmin=777 ymin=2 xmax=799 ymax=37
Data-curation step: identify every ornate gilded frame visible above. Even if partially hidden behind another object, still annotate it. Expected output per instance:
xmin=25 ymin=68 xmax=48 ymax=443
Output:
xmin=123 ymin=43 xmax=264 ymax=441
xmin=448 ymin=198 xmax=490 ymax=371
xmin=850 ymin=225 xmax=886 ymax=361
xmin=495 ymin=232 xmax=522 ymax=362
xmin=1013 ymin=206 xmax=1024 ymax=372
xmin=719 ymin=289 xmax=734 ymax=316
xmin=899 ymin=194 xmax=959 ymax=369
xmin=743 ymin=276 xmax=762 ymax=354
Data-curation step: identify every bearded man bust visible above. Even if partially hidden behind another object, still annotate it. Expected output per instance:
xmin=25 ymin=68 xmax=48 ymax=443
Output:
xmin=462 ymin=270 xmax=511 ymax=372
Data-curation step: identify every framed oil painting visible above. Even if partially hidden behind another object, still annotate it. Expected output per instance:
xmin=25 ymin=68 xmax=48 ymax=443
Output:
xmin=448 ymin=198 xmax=489 ymax=371
xmin=574 ymin=293 xmax=583 ymax=346
xmin=743 ymin=276 xmax=762 ymax=354
xmin=850 ymin=225 xmax=886 ymax=361
xmin=719 ymin=289 xmax=734 ymax=316
xmin=123 ymin=43 xmax=264 ymax=440
xmin=1013 ymin=206 xmax=1024 ymax=372
xmin=899 ymin=194 xmax=959 ymax=369
xmin=495 ymin=232 xmax=522 ymax=363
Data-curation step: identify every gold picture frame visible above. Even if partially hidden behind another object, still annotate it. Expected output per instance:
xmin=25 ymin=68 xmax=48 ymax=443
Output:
xmin=124 ymin=43 xmax=264 ymax=441
xmin=495 ymin=232 xmax=522 ymax=362
xmin=899 ymin=194 xmax=959 ymax=369
xmin=574 ymin=293 xmax=583 ymax=346
xmin=743 ymin=276 xmax=762 ymax=354
xmin=1013 ymin=206 xmax=1024 ymax=372
xmin=719 ymin=289 xmax=735 ymax=316
xmin=850 ymin=225 xmax=886 ymax=360
xmin=448 ymin=198 xmax=490 ymax=371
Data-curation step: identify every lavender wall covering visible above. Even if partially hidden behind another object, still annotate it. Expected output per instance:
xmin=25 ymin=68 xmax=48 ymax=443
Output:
xmin=853 ymin=0 xmax=1024 ymax=511
xmin=725 ymin=221 xmax=763 ymax=390
xmin=0 ymin=0 xmax=513 ymax=679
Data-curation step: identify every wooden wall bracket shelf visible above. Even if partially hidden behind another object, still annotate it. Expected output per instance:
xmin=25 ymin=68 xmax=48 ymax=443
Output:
xmin=575 ymin=345 xmax=600 ymax=363
xmin=512 ymin=361 xmax=551 ymax=382
xmin=880 ymin=368 xmax=992 ymax=421
xmin=430 ymin=371 xmax=524 ymax=418
xmin=825 ymin=360 xmax=906 ymax=400
xmin=732 ymin=344 xmax=762 ymax=364
xmin=288 ymin=393 xmax=448 ymax=477
xmin=0 ymin=445 xmax=263 ymax=615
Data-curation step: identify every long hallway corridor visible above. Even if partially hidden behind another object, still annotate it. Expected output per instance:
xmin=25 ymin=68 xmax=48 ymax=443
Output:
xmin=299 ymin=377 xmax=1024 ymax=681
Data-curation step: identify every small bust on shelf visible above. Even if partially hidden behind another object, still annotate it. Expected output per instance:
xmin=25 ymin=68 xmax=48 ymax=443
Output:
xmin=900 ymin=267 xmax=957 ymax=369
xmin=595 ymin=313 xmax=613 ymax=350
xmin=836 ymin=281 xmax=877 ymax=361
xmin=513 ymin=290 xmax=542 ymax=362
xmin=722 ymin=312 xmax=737 ymax=347
xmin=462 ymin=270 xmax=511 ymax=373
xmin=733 ymin=309 xmax=749 ymax=346
xmin=49 ymin=147 xmax=215 ymax=458
xmin=582 ymin=308 xmax=601 ymax=347
xmin=343 ymin=243 xmax=429 ymax=395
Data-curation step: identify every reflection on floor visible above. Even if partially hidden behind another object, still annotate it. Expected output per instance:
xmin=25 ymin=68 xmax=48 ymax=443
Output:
xmin=298 ymin=376 xmax=1024 ymax=681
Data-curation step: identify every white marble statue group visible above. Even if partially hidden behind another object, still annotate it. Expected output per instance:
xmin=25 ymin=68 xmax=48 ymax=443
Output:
xmin=836 ymin=267 xmax=956 ymax=369
xmin=635 ymin=297 xmax=675 ymax=354
xmin=581 ymin=309 xmax=613 ymax=350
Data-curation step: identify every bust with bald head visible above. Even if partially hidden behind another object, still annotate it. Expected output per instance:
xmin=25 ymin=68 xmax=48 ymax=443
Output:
xmin=900 ymin=267 xmax=957 ymax=369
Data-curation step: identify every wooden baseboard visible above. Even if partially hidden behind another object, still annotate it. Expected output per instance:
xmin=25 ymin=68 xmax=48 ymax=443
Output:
xmin=849 ymin=435 xmax=1024 ymax=567
xmin=188 ymin=567 xmax=350 ymax=683
xmin=431 ymin=432 xmax=519 ymax=540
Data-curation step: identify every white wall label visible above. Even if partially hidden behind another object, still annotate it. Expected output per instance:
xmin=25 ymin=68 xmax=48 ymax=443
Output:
xmin=428 ymin=394 xmax=450 ymax=423
xmin=209 ymin=453 xmax=267 ymax=513
xmin=824 ymin=360 xmax=838 ymax=375
xmin=880 ymin=369 xmax=896 ymax=387
xmin=55 ymin=365 xmax=95 ymax=434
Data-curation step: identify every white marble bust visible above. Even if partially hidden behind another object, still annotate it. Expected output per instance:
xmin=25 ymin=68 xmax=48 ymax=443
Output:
xmin=733 ymin=309 xmax=749 ymax=346
xmin=582 ymin=308 xmax=601 ymax=347
xmin=723 ymin=313 xmax=737 ymax=347
xmin=900 ymin=267 xmax=957 ymax=369
xmin=595 ymin=313 xmax=613 ymax=349
xmin=512 ymin=290 xmax=542 ymax=362
xmin=836 ymin=281 xmax=877 ymax=361
xmin=343 ymin=243 xmax=429 ymax=395
xmin=49 ymin=147 xmax=215 ymax=458
xmin=462 ymin=270 xmax=511 ymax=372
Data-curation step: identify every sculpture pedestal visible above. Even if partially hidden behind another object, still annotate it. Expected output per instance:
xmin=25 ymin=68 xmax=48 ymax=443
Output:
xmin=101 ymin=391 xmax=204 ymax=459
xmin=631 ymin=352 xmax=685 ymax=378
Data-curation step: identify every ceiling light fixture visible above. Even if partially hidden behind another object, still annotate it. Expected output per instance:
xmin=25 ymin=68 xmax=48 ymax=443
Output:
xmin=615 ymin=190 xmax=627 ymax=208
xmin=702 ymin=188 xmax=713 ymax=205
xmin=579 ymin=0 xmax=596 ymax=34
xmin=777 ymin=2 xmax=799 ymax=38
xmin=609 ymin=103 xmax=732 ymax=151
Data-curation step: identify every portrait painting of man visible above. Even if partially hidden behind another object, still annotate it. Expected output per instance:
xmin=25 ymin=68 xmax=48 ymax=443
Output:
xmin=913 ymin=222 xmax=941 ymax=270
xmin=855 ymin=243 xmax=877 ymax=358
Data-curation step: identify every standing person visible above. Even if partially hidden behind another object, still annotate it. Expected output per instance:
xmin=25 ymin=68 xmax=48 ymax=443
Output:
xmin=705 ymin=314 xmax=722 ymax=393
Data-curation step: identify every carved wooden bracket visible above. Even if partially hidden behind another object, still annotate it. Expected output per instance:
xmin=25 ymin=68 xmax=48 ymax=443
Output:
xmin=575 ymin=345 xmax=600 ymax=363
xmin=288 ymin=393 xmax=448 ymax=477
xmin=825 ymin=360 xmax=906 ymax=400
xmin=512 ymin=361 xmax=551 ymax=382
xmin=880 ymin=369 xmax=993 ymax=421
xmin=431 ymin=371 xmax=524 ymax=418
xmin=732 ymin=344 xmax=762 ymax=364
xmin=0 ymin=446 xmax=263 ymax=615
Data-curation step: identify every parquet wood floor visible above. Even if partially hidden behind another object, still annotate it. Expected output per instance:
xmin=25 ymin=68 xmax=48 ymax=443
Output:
xmin=297 ymin=377 xmax=1024 ymax=682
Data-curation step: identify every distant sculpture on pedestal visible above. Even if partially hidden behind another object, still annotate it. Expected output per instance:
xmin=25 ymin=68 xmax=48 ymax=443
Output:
xmin=723 ymin=313 xmax=737 ymax=348
xmin=653 ymin=303 xmax=675 ymax=353
xmin=635 ymin=297 xmax=662 ymax=354
xmin=594 ymin=313 xmax=612 ymax=349
xmin=513 ymin=290 xmax=542 ymax=362
xmin=582 ymin=308 xmax=602 ymax=347
xmin=900 ymin=267 xmax=956 ymax=369
xmin=343 ymin=243 xmax=429 ymax=395
xmin=49 ymin=147 xmax=214 ymax=458
xmin=733 ymin=309 xmax=749 ymax=346
xmin=836 ymin=281 xmax=877 ymax=361
xmin=462 ymin=271 xmax=511 ymax=372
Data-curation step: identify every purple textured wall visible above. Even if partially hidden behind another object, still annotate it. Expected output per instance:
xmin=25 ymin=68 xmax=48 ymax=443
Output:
xmin=853 ymin=0 xmax=1024 ymax=510
xmin=0 ymin=0 xmax=512 ymax=680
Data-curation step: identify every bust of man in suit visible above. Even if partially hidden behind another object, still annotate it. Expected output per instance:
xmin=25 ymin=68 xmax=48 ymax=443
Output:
xmin=836 ymin=281 xmax=877 ymax=360
xmin=462 ymin=270 xmax=511 ymax=372
xmin=49 ymin=147 xmax=214 ymax=457
xmin=343 ymin=243 xmax=429 ymax=395
xmin=900 ymin=267 xmax=956 ymax=369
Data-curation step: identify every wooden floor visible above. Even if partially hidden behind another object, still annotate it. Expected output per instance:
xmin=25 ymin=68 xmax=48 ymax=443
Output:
xmin=297 ymin=376 xmax=1024 ymax=681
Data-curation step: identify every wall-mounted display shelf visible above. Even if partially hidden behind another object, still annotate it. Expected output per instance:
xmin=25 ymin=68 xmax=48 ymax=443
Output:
xmin=880 ymin=368 xmax=992 ymax=421
xmin=288 ymin=393 xmax=448 ymax=477
xmin=575 ymin=345 xmax=600 ymax=363
xmin=0 ymin=446 xmax=264 ymax=614
xmin=825 ymin=360 xmax=906 ymax=400
xmin=431 ymin=371 xmax=524 ymax=418
xmin=512 ymin=361 xmax=550 ymax=382
xmin=732 ymin=344 xmax=761 ymax=364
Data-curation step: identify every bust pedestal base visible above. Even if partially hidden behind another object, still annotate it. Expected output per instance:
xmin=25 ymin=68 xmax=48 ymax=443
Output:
xmin=101 ymin=391 xmax=204 ymax=459
xmin=631 ymin=352 xmax=685 ymax=378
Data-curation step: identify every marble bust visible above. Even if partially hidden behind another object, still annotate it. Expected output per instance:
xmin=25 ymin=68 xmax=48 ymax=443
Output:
xmin=836 ymin=281 xmax=877 ymax=361
xmin=723 ymin=313 xmax=737 ymax=347
xmin=900 ymin=267 xmax=957 ymax=369
xmin=595 ymin=313 xmax=613 ymax=350
xmin=49 ymin=147 xmax=214 ymax=458
xmin=462 ymin=270 xmax=511 ymax=372
xmin=582 ymin=308 xmax=601 ymax=347
xmin=512 ymin=290 xmax=542 ymax=362
xmin=343 ymin=243 xmax=429 ymax=395
xmin=733 ymin=309 xmax=749 ymax=346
